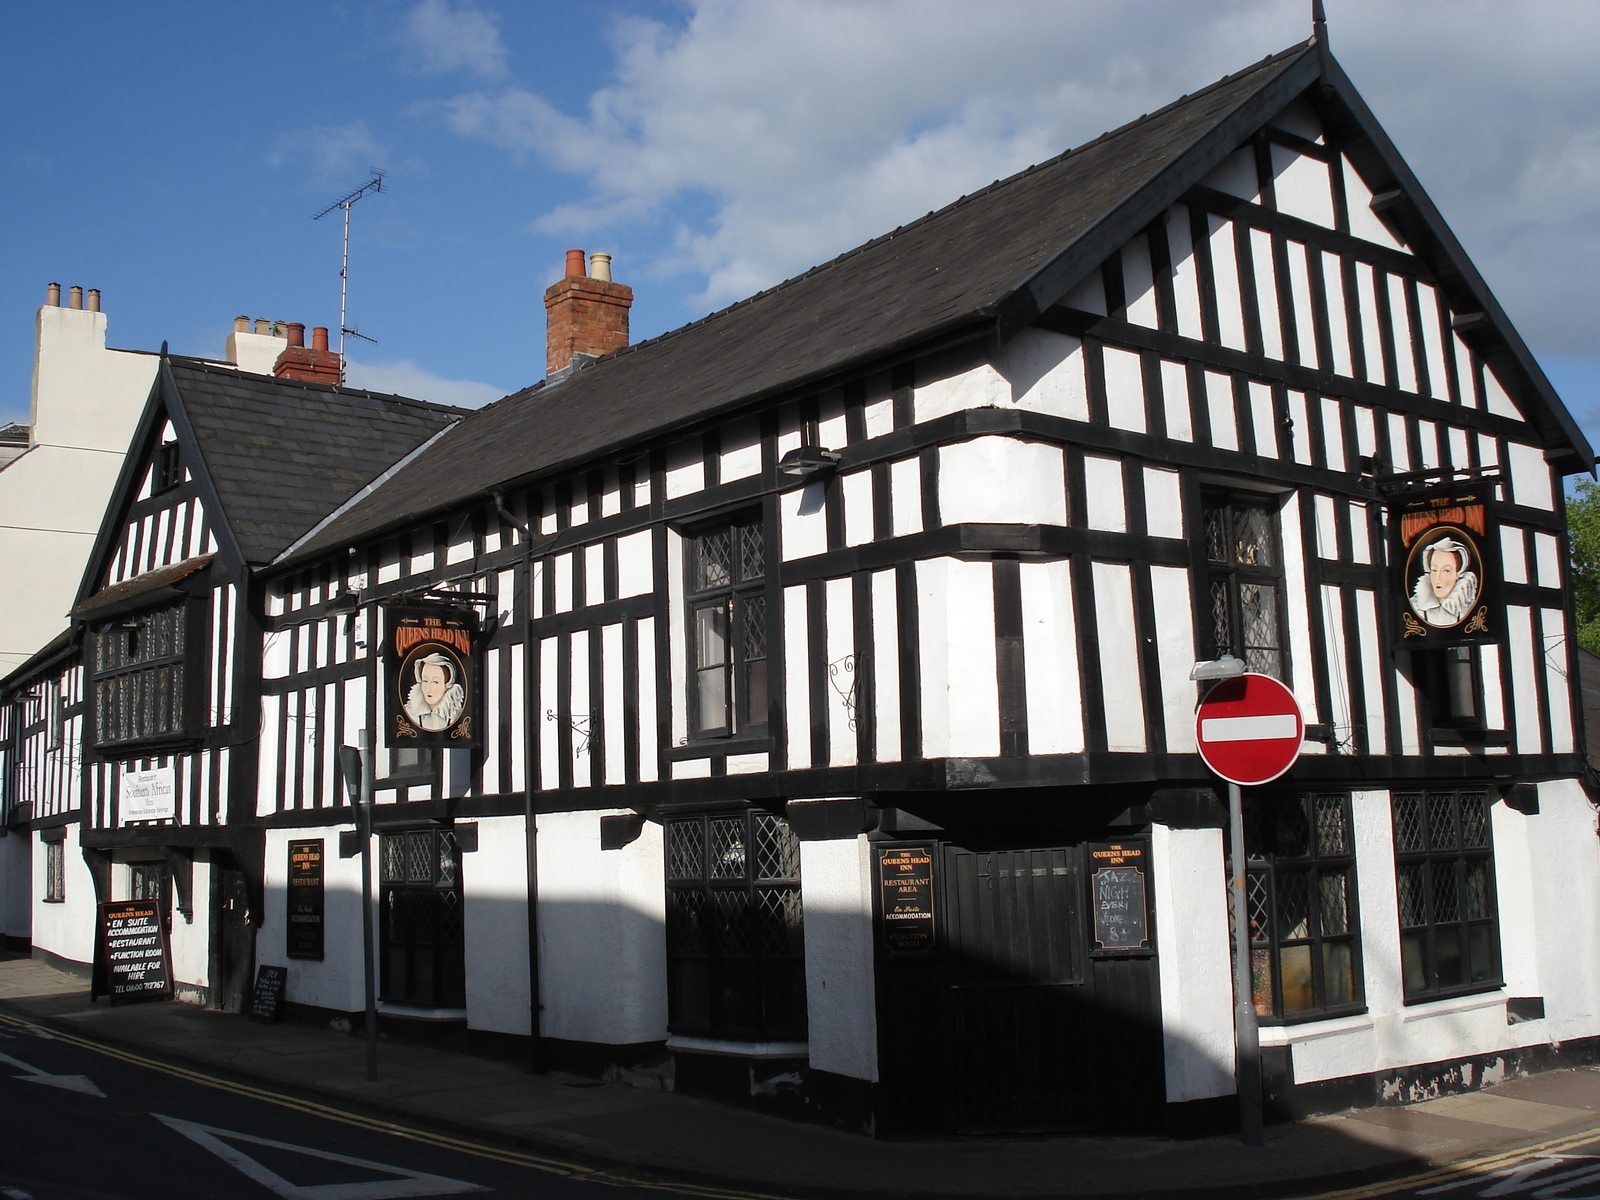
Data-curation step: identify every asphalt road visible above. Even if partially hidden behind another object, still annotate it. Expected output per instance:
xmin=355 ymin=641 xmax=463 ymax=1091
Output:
xmin=0 ymin=1021 xmax=727 ymax=1200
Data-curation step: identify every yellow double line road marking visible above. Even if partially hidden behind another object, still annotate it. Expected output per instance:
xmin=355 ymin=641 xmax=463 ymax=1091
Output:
xmin=0 ymin=1009 xmax=789 ymax=1200
xmin=1293 ymin=1121 xmax=1600 ymax=1199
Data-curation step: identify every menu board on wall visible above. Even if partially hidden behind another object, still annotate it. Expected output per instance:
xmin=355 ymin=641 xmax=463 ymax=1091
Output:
xmin=1089 ymin=843 xmax=1150 ymax=953
xmin=95 ymin=900 xmax=172 ymax=1004
xmin=875 ymin=845 xmax=937 ymax=955
xmin=286 ymin=839 xmax=325 ymax=960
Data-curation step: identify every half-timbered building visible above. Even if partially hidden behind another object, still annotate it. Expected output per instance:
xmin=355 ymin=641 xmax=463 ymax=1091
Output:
xmin=6 ymin=31 xmax=1598 ymax=1137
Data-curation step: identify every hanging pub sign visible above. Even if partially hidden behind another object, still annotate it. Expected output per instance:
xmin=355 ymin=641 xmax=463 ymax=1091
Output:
xmin=1392 ymin=483 xmax=1498 ymax=647
xmin=384 ymin=604 xmax=480 ymax=748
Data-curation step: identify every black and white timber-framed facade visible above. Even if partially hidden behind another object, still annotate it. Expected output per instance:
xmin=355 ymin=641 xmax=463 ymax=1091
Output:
xmin=4 ymin=33 xmax=1599 ymax=1136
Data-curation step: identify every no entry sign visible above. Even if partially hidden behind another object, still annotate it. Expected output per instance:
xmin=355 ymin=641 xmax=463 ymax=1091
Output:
xmin=1195 ymin=673 xmax=1305 ymax=787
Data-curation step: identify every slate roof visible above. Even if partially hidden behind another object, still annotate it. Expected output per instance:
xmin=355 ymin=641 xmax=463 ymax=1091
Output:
xmin=287 ymin=36 xmax=1588 ymax=563
xmin=166 ymin=360 xmax=467 ymax=565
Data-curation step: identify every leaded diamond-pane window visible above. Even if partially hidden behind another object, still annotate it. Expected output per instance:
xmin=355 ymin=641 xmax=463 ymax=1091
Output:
xmin=1201 ymin=491 xmax=1287 ymax=682
xmin=687 ymin=512 xmax=768 ymax=739
xmin=664 ymin=809 xmax=804 ymax=1040
xmin=91 ymin=600 xmax=196 ymax=749
xmin=1237 ymin=791 xmax=1362 ymax=1021
xmin=1392 ymin=790 xmax=1500 ymax=1002
xmin=378 ymin=829 xmax=465 ymax=1008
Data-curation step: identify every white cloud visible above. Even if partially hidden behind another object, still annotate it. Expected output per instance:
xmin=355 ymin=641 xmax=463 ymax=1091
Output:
xmin=437 ymin=0 xmax=1599 ymax=359
xmin=399 ymin=0 xmax=508 ymax=81
xmin=343 ymin=358 xmax=505 ymax=409
xmin=267 ymin=121 xmax=386 ymax=186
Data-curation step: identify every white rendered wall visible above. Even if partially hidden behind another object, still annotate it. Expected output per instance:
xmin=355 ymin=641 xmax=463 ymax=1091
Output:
xmin=262 ymin=826 xmax=366 ymax=1014
xmin=1150 ymin=824 xmax=1234 ymax=1101
xmin=0 ymin=305 xmax=156 ymax=672
xmin=169 ymin=856 xmax=211 ymax=995
xmin=31 ymin=825 xmax=96 ymax=968
xmin=536 ymin=810 xmax=668 ymax=1045
xmin=799 ymin=832 xmax=877 ymax=1081
xmin=937 ymin=437 xmax=1066 ymax=527
xmin=464 ymin=814 xmax=532 ymax=1036
xmin=225 ymin=329 xmax=288 ymax=375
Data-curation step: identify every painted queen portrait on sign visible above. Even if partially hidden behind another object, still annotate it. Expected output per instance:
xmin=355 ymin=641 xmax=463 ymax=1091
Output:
xmin=1406 ymin=527 xmax=1482 ymax=630
xmin=400 ymin=647 xmax=468 ymax=733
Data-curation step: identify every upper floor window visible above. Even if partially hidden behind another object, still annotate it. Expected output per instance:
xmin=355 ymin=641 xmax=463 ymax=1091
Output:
xmin=686 ymin=514 xmax=768 ymax=740
xmin=1411 ymin=647 xmax=1482 ymax=732
xmin=91 ymin=601 xmax=193 ymax=749
xmin=154 ymin=441 xmax=183 ymax=494
xmin=1202 ymin=490 xmax=1286 ymax=679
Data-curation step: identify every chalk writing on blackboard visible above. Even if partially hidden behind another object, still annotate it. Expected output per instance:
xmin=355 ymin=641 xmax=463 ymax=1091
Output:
xmin=876 ymin=846 xmax=936 ymax=954
xmin=96 ymin=900 xmax=172 ymax=1004
xmin=248 ymin=964 xmax=288 ymax=1024
xmin=1090 ymin=843 xmax=1149 ymax=952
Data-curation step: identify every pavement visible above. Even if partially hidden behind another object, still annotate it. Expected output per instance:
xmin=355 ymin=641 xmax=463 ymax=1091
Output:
xmin=3 ymin=954 xmax=1600 ymax=1200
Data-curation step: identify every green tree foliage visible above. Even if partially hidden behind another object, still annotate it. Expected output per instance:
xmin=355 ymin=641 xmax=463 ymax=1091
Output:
xmin=1570 ymin=481 xmax=1600 ymax=655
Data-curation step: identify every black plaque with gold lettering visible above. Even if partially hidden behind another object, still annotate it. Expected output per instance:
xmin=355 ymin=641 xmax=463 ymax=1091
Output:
xmin=286 ymin=839 xmax=325 ymax=960
xmin=1089 ymin=842 xmax=1151 ymax=954
xmin=875 ymin=845 xmax=937 ymax=955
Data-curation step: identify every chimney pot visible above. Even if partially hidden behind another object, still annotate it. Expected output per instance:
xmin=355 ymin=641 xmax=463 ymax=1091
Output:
xmin=46 ymin=283 xmax=61 ymax=307
xmin=235 ymin=316 xmax=250 ymax=333
xmin=545 ymin=254 xmax=632 ymax=375
xmin=87 ymin=289 xmax=100 ymax=313
xmin=272 ymin=321 xmax=287 ymax=338
xmin=311 ymin=326 xmax=330 ymax=352
xmin=590 ymin=253 xmax=612 ymax=282
xmin=286 ymin=322 xmax=305 ymax=348
xmin=565 ymin=249 xmax=586 ymax=278
xmin=253 ymin=318 xmax=268 ymax=334
xmin=68 ymin=286 xmax=82 ymax=310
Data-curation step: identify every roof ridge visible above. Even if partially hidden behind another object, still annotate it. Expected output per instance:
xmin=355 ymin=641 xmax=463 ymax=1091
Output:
xmin=168 ymin=356 xmax=475 ymax=417
xmin=499 ymin=40 xmax=1312 ymax=385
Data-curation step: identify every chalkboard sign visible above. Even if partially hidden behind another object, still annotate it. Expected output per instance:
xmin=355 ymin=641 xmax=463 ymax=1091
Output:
xmin=876 ymin=846 xmax=937 ymax=955
xmin=1089 ymin=843 xmax=1150 ymax=953
xmin=96 ymin=900 xmax=172 ymax=1004
xmin=286 ymin=839 xmax=325 ymax=960
xmin=248 ymin=964 xmax=288 ymax=1023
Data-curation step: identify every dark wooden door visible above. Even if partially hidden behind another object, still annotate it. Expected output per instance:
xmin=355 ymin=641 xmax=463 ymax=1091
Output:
xmin=212 ymin=862 xmax=253 ymax=1013
xmin=942 ymin=845 xmax=1091 ymax=1133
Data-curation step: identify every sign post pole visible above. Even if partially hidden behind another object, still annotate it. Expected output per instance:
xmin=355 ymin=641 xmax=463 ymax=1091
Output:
xmin=1194 ymin=668 xmax=1305 ymax=1148
xmin=1227 ymin=780 xmax=1262 ymax=1147
xmin=358 ymin=729 xmax=378 ymax=1082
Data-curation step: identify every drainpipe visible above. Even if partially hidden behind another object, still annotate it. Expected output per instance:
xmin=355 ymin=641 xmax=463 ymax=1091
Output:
xmin=493 ymin=488 xmax=544 ymax=1072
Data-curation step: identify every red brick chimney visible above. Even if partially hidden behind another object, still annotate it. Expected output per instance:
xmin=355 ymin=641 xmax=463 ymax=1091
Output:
xmin=274 ymin=323 xmax=342 ymax=385
xmin=545 ymin=249 xmax=632 ymax=376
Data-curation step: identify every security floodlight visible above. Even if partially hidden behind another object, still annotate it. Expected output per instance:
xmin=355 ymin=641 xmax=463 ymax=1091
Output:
xmin=1190 ymin=654 xmax=1247 ymax=682
xmin=777 ymin=445 xmax=840 ymax=479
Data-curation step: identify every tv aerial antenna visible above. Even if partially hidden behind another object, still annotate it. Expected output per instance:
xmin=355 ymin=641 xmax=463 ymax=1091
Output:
xmin=313 ymin=169 xmax=387 ymax=376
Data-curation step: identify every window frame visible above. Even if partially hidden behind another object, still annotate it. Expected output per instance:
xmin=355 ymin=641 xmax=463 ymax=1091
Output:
xmin=682 ymin=511 xmax=769 ymax=743
xmin=153 ymin=440 xmax=183 ymax=495
xmin=663 ymin=807 xmax=806 ymax=1042
xmin=1199 ymin=488 xmax=1291 ymax=684
xmin=1410 ymin=646 xmax=1486 ymax=733
xmin=88 ymin=598 xmax=206 ymax=755
xmin=1241 ymin=791 xmax=1365 ymax=1024
xmin=378 ymin=827 xmax=466 ymax=1009
xmin=1392 ymin=789 xmax=1502 ymax=1004
xmin=44 ymin=841 xmax=65 ymax=903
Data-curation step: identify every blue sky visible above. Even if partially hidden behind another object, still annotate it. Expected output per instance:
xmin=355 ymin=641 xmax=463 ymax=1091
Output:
xmin=4 ymin=1 xmax=1597 ymax=467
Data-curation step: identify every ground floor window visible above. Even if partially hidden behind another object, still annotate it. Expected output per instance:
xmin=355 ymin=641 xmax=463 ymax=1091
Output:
xmin=1392 ymin=790 xmax=1500 ymax=1001
xmin=129 ymin=861 xmax=172 ymax=934
xmin=1242 ymin=791 xmax=1362 ymax=1020
xmin=379 ymin=828 xmax=465 ymax=1008
xmin=44 ymin=841 xmax=64 ymax=903
xmin=665 ymin=809 xmax=805 ymax=1040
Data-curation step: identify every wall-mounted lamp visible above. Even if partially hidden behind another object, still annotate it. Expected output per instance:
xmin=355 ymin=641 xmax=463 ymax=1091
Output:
xmin=777 ymin=444 xmax=840 ymax=480
xmin=1189 ymin=654 xmax=1246 ymax=682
